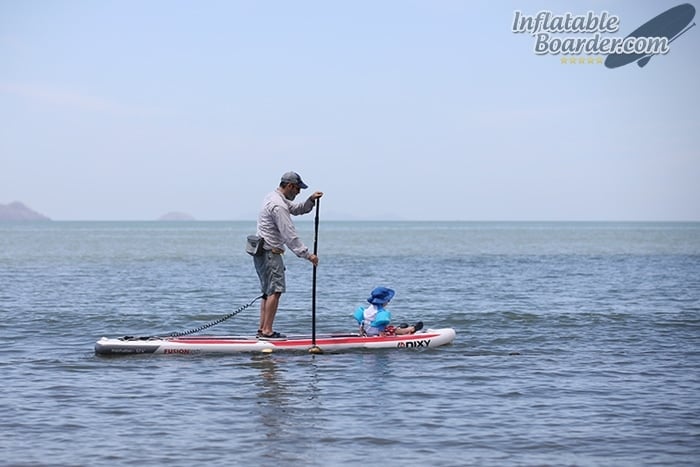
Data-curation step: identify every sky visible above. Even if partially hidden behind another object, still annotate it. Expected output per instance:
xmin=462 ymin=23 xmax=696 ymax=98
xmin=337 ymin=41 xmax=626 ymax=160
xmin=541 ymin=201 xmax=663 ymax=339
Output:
xmin=1 ymin=0 xmax=698 ymax=221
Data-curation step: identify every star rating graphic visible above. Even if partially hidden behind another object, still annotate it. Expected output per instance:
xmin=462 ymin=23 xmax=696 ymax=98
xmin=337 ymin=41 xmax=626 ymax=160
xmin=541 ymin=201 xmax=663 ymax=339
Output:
xmin=559 ymin=56 xmax=604 ymax=64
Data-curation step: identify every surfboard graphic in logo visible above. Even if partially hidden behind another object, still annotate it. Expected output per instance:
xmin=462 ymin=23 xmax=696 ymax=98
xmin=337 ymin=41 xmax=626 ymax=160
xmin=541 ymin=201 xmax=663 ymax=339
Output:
xmin=605 ymin=3 xmax=696 ymax=69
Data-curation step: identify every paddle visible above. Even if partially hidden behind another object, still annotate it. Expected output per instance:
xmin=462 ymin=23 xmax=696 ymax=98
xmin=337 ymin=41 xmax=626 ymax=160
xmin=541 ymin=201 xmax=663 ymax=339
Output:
xmin=309 ymin=198 xmax=323 ymax=354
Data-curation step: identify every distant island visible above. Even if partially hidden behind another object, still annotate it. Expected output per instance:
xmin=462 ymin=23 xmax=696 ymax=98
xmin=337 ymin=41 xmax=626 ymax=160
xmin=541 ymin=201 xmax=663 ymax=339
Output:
xmin=158 ymin=211 xmax=196 ymax=221
xmin=0 ymin=201 xmax=51 ymax=221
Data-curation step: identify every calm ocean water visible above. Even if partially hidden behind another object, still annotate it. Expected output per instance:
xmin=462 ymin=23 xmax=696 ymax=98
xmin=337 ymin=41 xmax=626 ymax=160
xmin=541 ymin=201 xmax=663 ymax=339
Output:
xmin=1 ymin=221 xmax=699 ymax=466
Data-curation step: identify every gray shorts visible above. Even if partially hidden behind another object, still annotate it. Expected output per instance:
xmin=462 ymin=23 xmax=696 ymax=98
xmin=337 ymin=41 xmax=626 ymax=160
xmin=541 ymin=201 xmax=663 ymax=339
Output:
xmin=253 ymin=250 xmax=286 ymax=296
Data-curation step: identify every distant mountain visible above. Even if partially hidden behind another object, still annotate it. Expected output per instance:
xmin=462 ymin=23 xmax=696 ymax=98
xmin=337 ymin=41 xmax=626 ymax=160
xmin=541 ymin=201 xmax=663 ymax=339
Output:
xmin=0 ymin=201 xmax=51 ymax=221
xmin=158 ymin=211 xmax=195 ymax=221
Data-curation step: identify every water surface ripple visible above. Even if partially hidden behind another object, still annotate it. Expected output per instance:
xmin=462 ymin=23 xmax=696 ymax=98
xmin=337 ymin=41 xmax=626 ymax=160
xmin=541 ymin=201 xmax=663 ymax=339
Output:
xmin=1 ymin=221 xmax=698 ymax=466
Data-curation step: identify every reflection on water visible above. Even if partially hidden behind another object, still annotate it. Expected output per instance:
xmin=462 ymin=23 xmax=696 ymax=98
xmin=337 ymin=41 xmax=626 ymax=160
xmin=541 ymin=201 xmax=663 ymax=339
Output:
xmin=247 ymin=354 xmax=325 ymax=464
xmin=251 ymin=355 xmax=293 ymax=451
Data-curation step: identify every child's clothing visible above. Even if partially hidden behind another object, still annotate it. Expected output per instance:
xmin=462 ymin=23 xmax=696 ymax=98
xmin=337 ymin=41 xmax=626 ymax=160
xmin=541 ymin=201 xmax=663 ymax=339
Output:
xmin=354 ymin=303 xmax=392 ymax=336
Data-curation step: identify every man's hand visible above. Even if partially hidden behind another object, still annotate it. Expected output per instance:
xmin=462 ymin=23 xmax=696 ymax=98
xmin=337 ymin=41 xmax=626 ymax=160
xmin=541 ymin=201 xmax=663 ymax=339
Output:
xmin=309 ymin=253 xmax=319 ymax=267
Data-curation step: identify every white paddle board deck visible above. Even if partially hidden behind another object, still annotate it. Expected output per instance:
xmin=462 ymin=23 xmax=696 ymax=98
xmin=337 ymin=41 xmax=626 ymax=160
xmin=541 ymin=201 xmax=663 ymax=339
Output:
xmin=95 ymin=328 xmax=456 ymax=355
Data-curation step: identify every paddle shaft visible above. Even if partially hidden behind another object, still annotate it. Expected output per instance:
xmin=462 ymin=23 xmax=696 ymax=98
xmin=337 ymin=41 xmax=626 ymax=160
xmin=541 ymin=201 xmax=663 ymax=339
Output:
xmin=311 ymin=198 xmax=320 ymax=347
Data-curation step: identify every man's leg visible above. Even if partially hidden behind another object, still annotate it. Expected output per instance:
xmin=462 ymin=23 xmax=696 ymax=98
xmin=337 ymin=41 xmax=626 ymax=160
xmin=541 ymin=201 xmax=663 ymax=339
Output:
xmin=260 ymin=292 xmax=281 ymax=335
xmin=258 ymin=298 xmax=266 ymax=334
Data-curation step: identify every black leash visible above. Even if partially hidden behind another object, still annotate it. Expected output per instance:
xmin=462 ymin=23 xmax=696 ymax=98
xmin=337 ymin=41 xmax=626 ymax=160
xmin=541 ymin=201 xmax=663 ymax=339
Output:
xmin=166 ymin=295 xmax=263 ymax=337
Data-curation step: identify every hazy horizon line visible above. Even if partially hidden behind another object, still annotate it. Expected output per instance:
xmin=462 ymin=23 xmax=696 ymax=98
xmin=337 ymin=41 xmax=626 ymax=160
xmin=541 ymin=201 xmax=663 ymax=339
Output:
xmin=4 ymin=218 xmax=699 ymax=223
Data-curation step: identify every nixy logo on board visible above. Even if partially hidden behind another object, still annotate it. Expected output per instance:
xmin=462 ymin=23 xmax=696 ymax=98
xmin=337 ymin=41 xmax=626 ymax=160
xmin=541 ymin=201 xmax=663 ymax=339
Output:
xmin=512 ymin=3 xmax=696 ymax=68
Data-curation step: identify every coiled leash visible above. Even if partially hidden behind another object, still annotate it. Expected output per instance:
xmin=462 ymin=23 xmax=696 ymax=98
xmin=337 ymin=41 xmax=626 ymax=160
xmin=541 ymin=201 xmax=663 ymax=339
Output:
xmin=166 ymin=295 xmax=263 ymax=337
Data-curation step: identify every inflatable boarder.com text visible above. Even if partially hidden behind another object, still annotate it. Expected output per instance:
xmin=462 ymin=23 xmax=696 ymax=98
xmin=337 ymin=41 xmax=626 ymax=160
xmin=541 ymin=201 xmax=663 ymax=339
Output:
xmin=512 ymin=10 xmax=670 ymax=56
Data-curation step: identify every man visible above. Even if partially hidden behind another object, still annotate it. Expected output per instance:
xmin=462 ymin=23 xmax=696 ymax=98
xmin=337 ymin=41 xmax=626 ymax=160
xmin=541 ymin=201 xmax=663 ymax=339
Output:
xmin=254 ymin=171 xmax=323 ymax=339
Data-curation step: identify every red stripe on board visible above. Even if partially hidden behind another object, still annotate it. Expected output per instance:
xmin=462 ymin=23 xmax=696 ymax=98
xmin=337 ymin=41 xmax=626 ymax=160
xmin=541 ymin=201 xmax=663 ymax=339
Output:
xmin=171 ymin=333 xmax=441 ymax=346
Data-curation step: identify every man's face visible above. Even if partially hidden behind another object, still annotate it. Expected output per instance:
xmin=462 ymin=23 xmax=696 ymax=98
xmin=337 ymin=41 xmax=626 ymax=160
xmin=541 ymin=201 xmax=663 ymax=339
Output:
xmin=283 ymin=183 xmax=301 ymax=200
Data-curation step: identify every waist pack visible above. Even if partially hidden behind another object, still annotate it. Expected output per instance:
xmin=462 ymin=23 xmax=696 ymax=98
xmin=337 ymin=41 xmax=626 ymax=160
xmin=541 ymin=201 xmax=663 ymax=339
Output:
xmin=245 ymin=235 xmax=264 ymax=256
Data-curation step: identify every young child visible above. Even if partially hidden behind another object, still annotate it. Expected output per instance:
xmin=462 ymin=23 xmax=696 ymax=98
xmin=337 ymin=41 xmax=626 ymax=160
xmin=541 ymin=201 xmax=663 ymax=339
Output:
xmin=353 ymin=286 xmax=423 ymax=336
